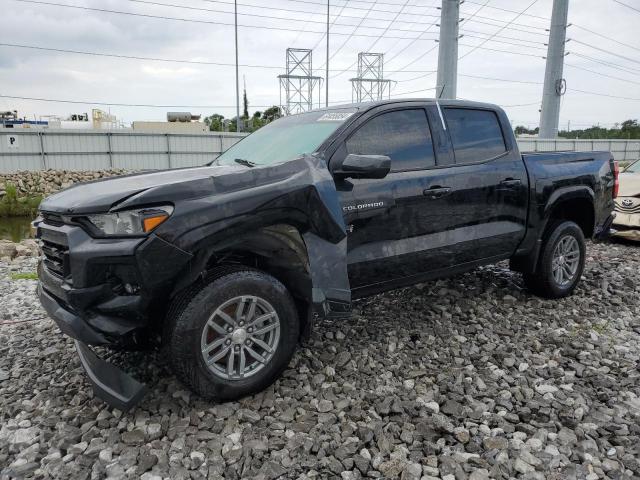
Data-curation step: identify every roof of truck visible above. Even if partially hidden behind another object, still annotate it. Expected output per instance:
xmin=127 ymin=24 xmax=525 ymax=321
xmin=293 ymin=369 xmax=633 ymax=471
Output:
xmin=319 ymin=98 xmax=502 ymax=112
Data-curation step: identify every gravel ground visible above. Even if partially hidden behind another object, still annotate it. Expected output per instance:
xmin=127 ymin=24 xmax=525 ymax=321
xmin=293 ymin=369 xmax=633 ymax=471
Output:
xmin=1 ymin=241 xmax=639 ymax=480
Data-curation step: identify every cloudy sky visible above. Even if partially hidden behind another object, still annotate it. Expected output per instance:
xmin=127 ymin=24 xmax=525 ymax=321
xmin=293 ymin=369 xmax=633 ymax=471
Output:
xmin=1 ymin=0 xmax=638 ymax=129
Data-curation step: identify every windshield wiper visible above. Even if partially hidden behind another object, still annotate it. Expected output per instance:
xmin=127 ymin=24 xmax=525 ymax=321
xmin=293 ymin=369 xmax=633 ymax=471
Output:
xmin=234 ymin=158 xmax=256 ymax=168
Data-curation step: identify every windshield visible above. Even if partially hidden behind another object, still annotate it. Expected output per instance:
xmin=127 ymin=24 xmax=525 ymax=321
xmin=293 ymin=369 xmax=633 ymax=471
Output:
xmin=626 ymin=161 xmax=640 ymax=173
xmin=216 ymin=108 xmax=356 ymax=167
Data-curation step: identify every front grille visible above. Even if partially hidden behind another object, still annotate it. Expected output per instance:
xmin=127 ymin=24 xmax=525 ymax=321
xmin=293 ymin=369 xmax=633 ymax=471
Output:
xmin=41 ymin=240 xmax=69 ymax=277
xmin=614 ymin=198 xmax=640 ymax=215
xmin=39 ymin=220 xmax=71 ymax=280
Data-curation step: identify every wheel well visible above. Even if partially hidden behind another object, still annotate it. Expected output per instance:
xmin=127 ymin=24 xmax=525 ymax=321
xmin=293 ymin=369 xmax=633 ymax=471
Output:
xmin=546 ymin=197 xmax=595 ymax=238
xmin=203 ymin=224 xmax=313 ymax=339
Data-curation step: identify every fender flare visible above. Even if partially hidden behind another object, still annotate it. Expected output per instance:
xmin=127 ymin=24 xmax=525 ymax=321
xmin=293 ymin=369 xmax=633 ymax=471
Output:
xmin=540 ymin=186 xmax=595 ymax=236
xmin=166 ymin=156 xmax=352 ymax=319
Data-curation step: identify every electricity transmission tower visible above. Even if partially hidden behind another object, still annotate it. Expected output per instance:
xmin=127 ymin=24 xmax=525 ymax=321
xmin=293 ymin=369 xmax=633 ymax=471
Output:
xmin=539 ymin=0 xmax=569 ymax=138
xmin=278 ymin=48 xmax=323 ymax=115
xmin=350 ymin=53 xmax=394 ymax=103
xmin=435 ymin=0 xmax=460 ymax=99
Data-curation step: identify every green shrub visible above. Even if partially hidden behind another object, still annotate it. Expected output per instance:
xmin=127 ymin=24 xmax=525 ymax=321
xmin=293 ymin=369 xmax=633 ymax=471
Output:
xmin=0 ymin=183 xmax=42 ymax=217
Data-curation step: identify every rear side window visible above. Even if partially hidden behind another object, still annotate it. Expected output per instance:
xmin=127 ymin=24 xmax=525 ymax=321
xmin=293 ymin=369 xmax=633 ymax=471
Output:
xmin=444 ymin=108 xmax=507 ymax=164
xmin=346 ymin=109 xmax=435 ymax=171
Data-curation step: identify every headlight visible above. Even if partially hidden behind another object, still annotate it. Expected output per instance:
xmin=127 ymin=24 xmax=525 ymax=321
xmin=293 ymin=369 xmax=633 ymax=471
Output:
xmin=87 ymin=206 xmax=173 ymax=236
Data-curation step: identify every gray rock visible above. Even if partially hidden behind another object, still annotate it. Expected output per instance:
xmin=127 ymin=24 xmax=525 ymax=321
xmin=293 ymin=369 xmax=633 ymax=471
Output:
xmin=2 ymin=242 xmax=640 ymax=480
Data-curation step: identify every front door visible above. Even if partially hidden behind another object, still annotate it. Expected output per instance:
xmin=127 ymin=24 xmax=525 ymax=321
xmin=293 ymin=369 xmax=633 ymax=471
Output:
xmin=330 ymin=106 xmax=454 ymax=292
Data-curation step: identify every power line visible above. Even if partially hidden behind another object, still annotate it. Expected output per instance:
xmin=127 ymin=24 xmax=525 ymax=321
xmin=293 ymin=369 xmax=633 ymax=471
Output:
xmin=571 ymin=88 xmax=640 ymax=102
xmin=459 ymin=0 xmax=540 ymax=60
xmin=570 ymin=52 xmax=640 ymax=76
xmin=279 ymin=0 xmax=435 ymax=10
xmin=0 ymin=94 xmax=276 ymax=108
xmin=461 ymin=15 xmax=547 ymax=35
xmin=374 ymin=0 xmax=439 ymax=63
xmin=502 ymin=102 xmax=540 ymax=107
xmin=462 ymin=33 xmax=546 ymax=51
xmin=0 ymin=41 xmax=448 ymax=73
xmin=383 ymin=13 xmax=438 ymax=66
xmin=318 ymin=0 xmax=379 ymax=68
xmin=394 ymin=69 xmax=545 ymax=85
xmin=200 ymin=0 xmax=441 ymax=23
xmin=311 ymin=1 xmax=349 ymax=52
xmin=611 ymin=0 xmax=640 ymax=14
xmin=460 ymin=73 xmax=542 ymax=85
xmin=329 ymin=0 xmax=412 ymax=79
xmin=571 ymin=24 xmax=640 ymax=53
xmin=7 ymin=0 xmax=440 ymax=40
xmin=392 ymin=86 xmax=437 ymax=96
xmin=459 ymin=42 xmax=544 ymax=58
xmin=461 ymin=28 xmax=546 ymax=47
xmin=570 ymin=39 xmax=640 ymax=66
xmin=291 ymin=0 xmax=326 ymax=45
xmin=0 ymin=42 xmax=283 ymax=69
xmin=463 ymin=0 xmax=549 ymax=21
xmin=386 ymin=0 xmax=489 ymax=68
xmin=565 ymin=62 xmax=640 ymax=86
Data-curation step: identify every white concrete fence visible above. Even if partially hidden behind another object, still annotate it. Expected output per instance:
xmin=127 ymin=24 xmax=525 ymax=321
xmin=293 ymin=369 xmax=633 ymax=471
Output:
xmin=1 ymin=130 xmax=638 ymax=173
xmin=0 ymin=130 xmax=246 ymax=173
xmin=517 ymin=138 xmax=640 ymax=165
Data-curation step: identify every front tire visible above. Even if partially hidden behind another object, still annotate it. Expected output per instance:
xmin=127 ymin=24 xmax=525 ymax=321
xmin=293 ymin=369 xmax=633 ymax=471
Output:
xmin=523 ymin=220 xmax=586 ymax=299
xmin=165 ymin=268 xmax=299 ymax=401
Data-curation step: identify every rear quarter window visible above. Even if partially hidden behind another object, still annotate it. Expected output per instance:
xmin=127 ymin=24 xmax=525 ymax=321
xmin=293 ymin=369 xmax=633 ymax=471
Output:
xmin=444 ymin=108 xmax=507 ymax=164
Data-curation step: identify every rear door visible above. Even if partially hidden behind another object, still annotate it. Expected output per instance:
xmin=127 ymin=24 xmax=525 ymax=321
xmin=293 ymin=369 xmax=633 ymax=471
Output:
xmin=435 ymin=105 xmax=529 ymax=263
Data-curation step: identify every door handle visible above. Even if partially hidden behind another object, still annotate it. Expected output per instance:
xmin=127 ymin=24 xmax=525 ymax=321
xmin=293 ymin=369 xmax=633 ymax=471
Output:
xmin=423 ymin=186 xmax=451 ymax=199
xmin=499 ymin=178 xmax=522 ymax=188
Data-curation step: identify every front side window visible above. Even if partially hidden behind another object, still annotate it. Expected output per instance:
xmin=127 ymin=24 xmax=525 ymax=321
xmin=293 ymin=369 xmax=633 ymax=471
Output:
xmin=346 ymin=109 xmax=435 ymax=171
xmin=444 ymin=108 xmax=507 ymax=164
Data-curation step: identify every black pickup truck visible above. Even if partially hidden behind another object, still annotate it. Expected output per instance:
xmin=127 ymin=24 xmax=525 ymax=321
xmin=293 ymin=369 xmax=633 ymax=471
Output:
xmin=35 ymin=99 xmax=617 ymax=410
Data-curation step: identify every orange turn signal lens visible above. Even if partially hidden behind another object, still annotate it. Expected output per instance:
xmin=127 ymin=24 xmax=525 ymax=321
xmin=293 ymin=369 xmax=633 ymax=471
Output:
xmin=143 ymin=214 xmax=169 ymax=232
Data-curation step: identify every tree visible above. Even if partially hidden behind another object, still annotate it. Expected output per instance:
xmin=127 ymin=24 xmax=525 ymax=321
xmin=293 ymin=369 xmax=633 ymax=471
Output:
xmin=203 ymin=113 xmax=225 ymax=132
xmin=243 ymin=90 xmax=249 ymax=119
xmin=557 ymin=119 xmax=640 ymax=139
xmin=203 ymin=105 xmax=282 ymax=134
xmin=514 ymin=125 xmax=539 ymax=136
xmin=514 ymin=120 xmax=640 ymax=140
xmin=262 ymin=106 xmax=282 ymax=123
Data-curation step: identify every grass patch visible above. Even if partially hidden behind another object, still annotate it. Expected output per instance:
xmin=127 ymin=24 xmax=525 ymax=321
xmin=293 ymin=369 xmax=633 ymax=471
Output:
xmin=10 ymin=272 xmax=38 ymax=281
xmin=0 ymin=184 xmax=42 ymax=217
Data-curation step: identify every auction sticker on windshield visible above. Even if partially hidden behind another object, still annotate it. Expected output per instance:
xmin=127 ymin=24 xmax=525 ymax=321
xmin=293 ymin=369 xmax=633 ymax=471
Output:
xmin=317 ymin=112 xmax=354 ymax=122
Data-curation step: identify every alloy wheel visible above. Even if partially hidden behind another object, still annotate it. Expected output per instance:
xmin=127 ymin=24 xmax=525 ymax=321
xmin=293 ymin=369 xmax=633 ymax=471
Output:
xmin=200 ymin=295 xmax=281 ymax=380
xmin=551 ymin=235 xmax=580 ymax=287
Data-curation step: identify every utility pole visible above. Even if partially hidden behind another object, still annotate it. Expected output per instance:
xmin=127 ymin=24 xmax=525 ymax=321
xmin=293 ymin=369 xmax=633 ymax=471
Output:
xmin=326 ymin=0 xmax=329 ymax=107
xmin=539 ymin=0 xmax=569 ymax=138
xmin=435 ymin=0 xmax=460 ymax=99
xmin=234 ymin=0 xmax=240 ymax=132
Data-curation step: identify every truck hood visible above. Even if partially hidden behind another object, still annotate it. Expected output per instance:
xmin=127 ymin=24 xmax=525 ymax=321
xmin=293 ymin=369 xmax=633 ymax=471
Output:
xmin=39 ymin=165 xmax=244 ymax=214
xmin=619 ymin=172 xmax=640 ymax=197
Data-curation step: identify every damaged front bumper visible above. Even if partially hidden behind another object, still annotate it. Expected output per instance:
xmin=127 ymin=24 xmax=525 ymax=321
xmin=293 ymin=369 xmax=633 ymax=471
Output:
xmin=37 ymin=285 xmax=148 ymax=411
xmin=36 ymin=216 xmax=191 ymax=410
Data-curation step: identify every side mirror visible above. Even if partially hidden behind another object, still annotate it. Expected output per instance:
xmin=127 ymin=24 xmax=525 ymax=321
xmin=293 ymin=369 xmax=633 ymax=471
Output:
xmin=337 ymin=154 xmax=391 ymax=179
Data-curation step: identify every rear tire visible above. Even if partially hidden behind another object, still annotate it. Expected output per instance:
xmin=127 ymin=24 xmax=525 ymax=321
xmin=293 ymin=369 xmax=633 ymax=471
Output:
xmin=523 ymin=220 xmax=586 ymax=299
xmin=165 ymin=267 xmax=299 ymax=401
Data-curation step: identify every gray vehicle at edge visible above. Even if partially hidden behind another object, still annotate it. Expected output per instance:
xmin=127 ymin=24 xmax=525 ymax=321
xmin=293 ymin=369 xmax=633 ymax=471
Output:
xmin=34 ymin=99 xmax=618 ymax=410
